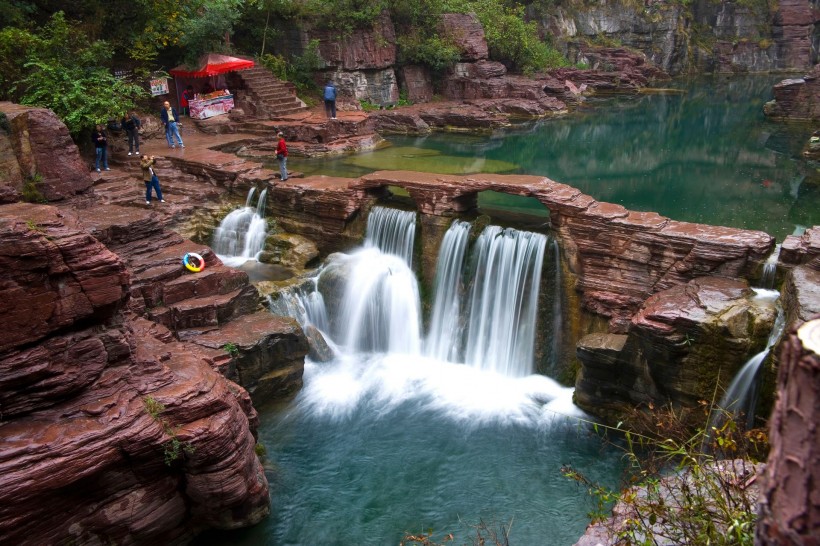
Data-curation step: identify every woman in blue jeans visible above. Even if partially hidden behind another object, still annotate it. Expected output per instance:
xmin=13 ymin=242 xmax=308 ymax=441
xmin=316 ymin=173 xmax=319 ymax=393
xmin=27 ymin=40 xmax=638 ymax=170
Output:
xmin=91 ymin=124 xmax=110 ymax=172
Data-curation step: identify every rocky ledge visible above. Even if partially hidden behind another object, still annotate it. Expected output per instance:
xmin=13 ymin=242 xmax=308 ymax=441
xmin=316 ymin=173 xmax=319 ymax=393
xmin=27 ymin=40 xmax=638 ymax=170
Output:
xmin=0 ymin=205 xmax=272 ymax=543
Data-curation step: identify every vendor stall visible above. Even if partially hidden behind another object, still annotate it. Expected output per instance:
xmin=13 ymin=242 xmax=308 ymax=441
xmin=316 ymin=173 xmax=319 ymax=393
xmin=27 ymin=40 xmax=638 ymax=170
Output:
xmin=189 ymin=90 xmax=236 ymax=119
xmin=169 ymin=54 xmax=254 ymax=119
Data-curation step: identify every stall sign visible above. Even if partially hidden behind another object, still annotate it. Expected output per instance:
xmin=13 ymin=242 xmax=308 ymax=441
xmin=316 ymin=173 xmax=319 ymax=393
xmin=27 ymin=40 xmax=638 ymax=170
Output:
xmin=150 ymin=78 xmax=169 ymax=96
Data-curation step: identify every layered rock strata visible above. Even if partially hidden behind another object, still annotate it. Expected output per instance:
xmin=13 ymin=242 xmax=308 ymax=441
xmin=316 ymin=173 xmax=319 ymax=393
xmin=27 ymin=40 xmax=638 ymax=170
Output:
xmin=0 ymin=103 xmax=92 ymax=203
xmin=764 ymin=65 xmax=820 ymax=121
xmin=756 ymin=318 xmax=820 ymax=544
xmin=0 ymin=204 xmax=272 ymax=544
xmin=575 ymin=276 xmax=777 ymax=419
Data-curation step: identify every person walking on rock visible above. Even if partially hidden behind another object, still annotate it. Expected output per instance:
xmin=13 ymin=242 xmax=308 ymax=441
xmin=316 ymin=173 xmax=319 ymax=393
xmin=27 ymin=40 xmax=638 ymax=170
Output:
xmin=160 ymin=101 xmax=184 ymax=148
xmin=91 ymin=124 xmax=110 ymax=172
xmin=323 ymin=80 xmax=337 ymax=119
xmin=275 ymin=131 xmax=288 ymax=181
xmin=121 ymin=111 xmax=141 ymax=156
xmin=140 ymin=155 xmax=165 ymax=205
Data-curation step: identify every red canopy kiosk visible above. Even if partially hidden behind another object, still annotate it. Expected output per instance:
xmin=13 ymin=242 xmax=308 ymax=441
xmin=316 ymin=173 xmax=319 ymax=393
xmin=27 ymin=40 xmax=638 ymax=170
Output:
xmin=169 ymin=54 xmax=255 ymax=119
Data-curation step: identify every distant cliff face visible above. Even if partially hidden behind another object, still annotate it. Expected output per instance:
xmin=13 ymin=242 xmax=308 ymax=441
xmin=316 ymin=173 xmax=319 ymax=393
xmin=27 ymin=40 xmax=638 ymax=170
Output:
xmin=279 ymin=1 xmax=816 ymax=106
xmin=539 ymin=0 xmax=816 ymax=75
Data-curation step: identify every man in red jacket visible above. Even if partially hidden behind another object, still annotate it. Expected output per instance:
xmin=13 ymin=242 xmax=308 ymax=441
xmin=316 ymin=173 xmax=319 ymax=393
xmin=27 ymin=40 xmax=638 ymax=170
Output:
xmin=275 ymin=131 xmax=288 ymax=181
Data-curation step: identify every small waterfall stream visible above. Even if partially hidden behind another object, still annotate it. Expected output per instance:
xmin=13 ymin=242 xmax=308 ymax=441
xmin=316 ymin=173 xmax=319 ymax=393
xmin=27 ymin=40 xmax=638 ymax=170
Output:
xmin=364 ymin=206 xmax=417 ymax=266
xmin=718 ymin=289 xmax=786 ymax=429
xmin=212 ymin=187 xmax=268 ymax=266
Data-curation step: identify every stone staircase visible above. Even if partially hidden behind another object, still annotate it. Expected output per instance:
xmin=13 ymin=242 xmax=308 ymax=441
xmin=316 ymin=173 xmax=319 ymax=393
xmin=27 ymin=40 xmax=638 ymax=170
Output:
xmin=228 ymin=66 xmax=308 ymax=119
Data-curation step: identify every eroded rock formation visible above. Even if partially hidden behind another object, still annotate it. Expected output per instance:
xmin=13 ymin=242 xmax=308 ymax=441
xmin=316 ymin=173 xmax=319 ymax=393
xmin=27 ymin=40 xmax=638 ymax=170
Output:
xmin=575 ymin=276 xmax=777 ymax=419
xmin=756 ymin=318 xmax=820 ymax=545
xmin=0 ymin=204 xmax=271 ymax=543
xmin=0 ymin=103 xmax=92 ymax=203
xmin=764 ymin=65 xmax=820 ymax=121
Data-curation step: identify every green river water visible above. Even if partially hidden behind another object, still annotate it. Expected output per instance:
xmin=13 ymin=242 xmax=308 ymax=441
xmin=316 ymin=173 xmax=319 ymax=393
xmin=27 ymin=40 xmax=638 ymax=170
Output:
xmin=199 ymin=75 xmax=816 ymax=546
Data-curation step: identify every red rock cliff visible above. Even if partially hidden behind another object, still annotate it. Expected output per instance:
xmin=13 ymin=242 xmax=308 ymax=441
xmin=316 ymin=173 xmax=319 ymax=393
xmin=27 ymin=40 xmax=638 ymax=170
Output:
xmin=0 ymin=204 xmax=271 ymax=544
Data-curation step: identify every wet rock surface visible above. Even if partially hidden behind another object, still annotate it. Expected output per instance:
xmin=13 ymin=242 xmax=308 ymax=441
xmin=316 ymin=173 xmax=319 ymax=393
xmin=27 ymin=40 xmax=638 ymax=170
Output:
xmin=764 ymin=65 xmax=820 ymax=121
xmin=575 ymin=276 xmax=778 ymax=421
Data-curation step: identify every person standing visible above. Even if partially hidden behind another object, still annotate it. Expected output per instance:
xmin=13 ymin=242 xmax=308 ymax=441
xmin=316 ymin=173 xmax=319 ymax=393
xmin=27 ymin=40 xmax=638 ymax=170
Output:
xmin=91 ymin=124 xmax=110 ymax=172
xmin=121 ymin=111 xmax=141 ymax=156
xmin=275 ymin=131 xmax=288 ymax=181
xmin=140 ymin=155 xmax=165 ymax=205
xmin=181 ymin=85 xmax=193 ymax=117
xmin=160 ymin=100 xmax=184 ymax=148
xmin=323 ymin=80 xmax=337 ymax=120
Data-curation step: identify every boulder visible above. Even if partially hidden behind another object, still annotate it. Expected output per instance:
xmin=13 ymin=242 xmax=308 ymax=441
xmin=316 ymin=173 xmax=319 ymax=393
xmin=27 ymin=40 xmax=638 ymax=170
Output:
xmin=438 ymin=13 xmax=489 ymax=61
xmin=575 ymin=276 xmax=778 ymax=421
xmin=311 ymin=10 xmax=397 ymax=71
xmin=764 ymin=66 xmax=820 ymax=121
xmin=0 ymin=103 xmax=93 ymax=201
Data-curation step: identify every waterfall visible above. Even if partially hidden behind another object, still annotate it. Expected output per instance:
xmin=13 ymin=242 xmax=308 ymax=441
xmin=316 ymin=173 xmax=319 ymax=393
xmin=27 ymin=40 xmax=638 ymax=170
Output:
xmin=718 ymin=289 xmax=785 ymax=429
xmin=759 ymin=244 xmax=780 ymax=289
xmin=338 ymin=249 xmax=422 ymax=355
xmin=365 ymin=206 xmax=417 ymax=266
xmin=269 ymin=277 xmax=330 ymax=335
xmin=212 ymin=187 xmax=268 ymax=265
xmin=425 ymin=220 xmax=471 ymax=361
xmin=549 ymin=238 xmax=563 ymax=371
xmin=463 ymin=226 xmax=547 ymax=376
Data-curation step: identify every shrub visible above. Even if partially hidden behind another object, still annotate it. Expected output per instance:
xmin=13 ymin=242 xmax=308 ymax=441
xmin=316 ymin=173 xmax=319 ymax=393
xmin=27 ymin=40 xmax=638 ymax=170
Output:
xmin=21 ymin=174 xmax=47 ymax=204
xmin=222 ymin=342 xmax=240 ymax=356
xmin=564 ymin=408 xmax=764 ymax=546
xmin=397 ymin=33 xmax=461 ymax=72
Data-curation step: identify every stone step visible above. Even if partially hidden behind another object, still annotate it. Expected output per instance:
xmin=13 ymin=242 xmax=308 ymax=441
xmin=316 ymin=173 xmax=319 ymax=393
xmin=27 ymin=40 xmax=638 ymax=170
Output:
xmin=161 ymin=265 xmax=250 ymax=305
xmin=147 ymin=284 xmax=260 ymax=333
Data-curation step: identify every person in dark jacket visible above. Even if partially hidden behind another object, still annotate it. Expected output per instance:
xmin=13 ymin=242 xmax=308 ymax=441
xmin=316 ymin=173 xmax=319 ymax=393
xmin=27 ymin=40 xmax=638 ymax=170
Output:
xmin=140 ymin=155 xmax=165 ymax=205
xmin=160 ymin=101 xmax=184 ymax=148
xmin=121 ymin=111 xmax=141 ymax=156
xmin=91 ymin=124 xmax=109 ymax=172
xmin=323 ymin=81 xmax=337 ymax=119
xmin=275 ymin=131 xmax=288 ymax=181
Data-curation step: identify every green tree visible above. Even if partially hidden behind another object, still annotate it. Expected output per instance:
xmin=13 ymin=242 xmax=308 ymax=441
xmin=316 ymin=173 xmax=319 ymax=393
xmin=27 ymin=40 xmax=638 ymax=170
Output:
xmin=178 ymin=0 xmax=244 ymax=66
xmin=1 ymin=12 xmax=147 ymax=135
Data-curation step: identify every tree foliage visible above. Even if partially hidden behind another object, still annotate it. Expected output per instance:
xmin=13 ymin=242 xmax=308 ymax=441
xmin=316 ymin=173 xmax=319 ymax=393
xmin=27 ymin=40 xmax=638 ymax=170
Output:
xmin=1 ymin=12 xmax=146 ymax=135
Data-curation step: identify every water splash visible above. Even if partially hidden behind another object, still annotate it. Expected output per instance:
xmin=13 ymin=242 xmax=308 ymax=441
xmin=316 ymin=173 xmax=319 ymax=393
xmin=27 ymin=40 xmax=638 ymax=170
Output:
xmin=425 ymin=220 xmax=471 ymax=361
xmin=463 ymin=226 xmax=547 ymax=376
xmin=365 ymin=206 xmax=417 ymax=266
xmin=213 ymin=188 xmax=268 ymax=266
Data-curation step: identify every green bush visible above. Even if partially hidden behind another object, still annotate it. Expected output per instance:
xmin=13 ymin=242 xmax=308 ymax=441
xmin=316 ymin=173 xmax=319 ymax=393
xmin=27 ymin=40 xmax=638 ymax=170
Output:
xmin=259 ymin=38 xmax=323 ymax=98
xmin=21 ymin=174 xmax=47 ymax=204
xmin=2 ymin=12 xmax=147 ymax=136
xmin=397 ymin=33 xmax=461 ymax=71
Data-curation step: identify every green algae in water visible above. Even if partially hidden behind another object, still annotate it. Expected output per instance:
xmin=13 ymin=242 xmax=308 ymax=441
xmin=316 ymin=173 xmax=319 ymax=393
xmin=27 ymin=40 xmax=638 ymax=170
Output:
xmin=343 ymin=146 xmax=519 ymax=175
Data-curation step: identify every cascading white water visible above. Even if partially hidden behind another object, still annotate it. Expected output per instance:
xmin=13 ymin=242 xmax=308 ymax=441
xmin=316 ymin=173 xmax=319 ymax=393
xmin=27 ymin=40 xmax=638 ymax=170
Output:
xmin=365 ymin=206 xmax=417 ymax=266
xmin=463 ymin=226 xmax=547 ymax=376
xmin=550 ymin=238 xmax=563 ymax=370
xmin=338 ymin=249 xmax=422 ymax=354
xmin=718 ymin=289 xmax=785 ymax=429
xmin=425 ymin=220 xmax=471 ymax=361
xmin=759 ymin=244 xmax=780 ymax=289
xmin=212 ymin=188 xmax=268 ymax=266
xmin=269 ymin=277 xmax=330 ymax=335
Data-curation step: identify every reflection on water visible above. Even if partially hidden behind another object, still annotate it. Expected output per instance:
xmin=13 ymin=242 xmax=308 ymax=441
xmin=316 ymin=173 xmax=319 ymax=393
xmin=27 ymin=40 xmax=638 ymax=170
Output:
xmin=283 ymin=76 xmax=818 ymax=240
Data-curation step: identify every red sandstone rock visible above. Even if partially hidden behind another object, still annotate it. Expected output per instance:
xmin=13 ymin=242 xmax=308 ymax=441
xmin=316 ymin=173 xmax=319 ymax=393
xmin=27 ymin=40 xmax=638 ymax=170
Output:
xmin=310 ymin=11 xmax=397 ymax=70
xmin=764 ymin=65 xmax=820 ymax=121
xmin=756 ymin=318 xmax=820 ymax=544
xmin=399 ymin=65 xmax=434 ymax=103
xmin=0 ymin=103 xmax=93 ymax=201
xmin=438 ymin=13 xmax=489 ymax=61
xmin=0 ymin=209 xmax=271 ymax=544
xmin=0 ymin=203 xmax=129 ymax=353
xmin=575 ymin=276 xmax=778 ymax=419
